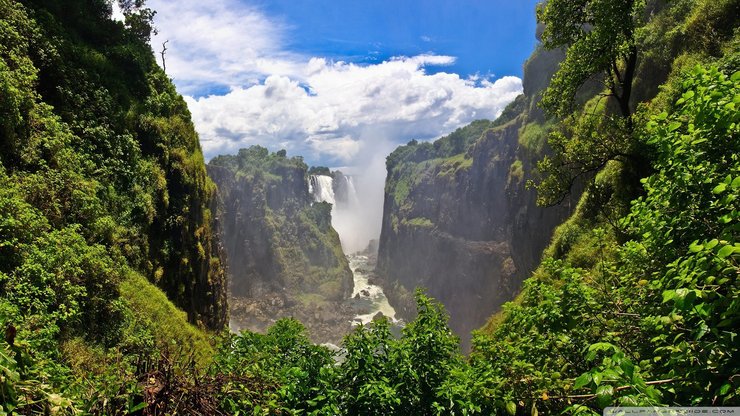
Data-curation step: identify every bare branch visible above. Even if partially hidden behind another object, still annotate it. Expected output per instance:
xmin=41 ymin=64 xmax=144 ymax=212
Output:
xmin=160 ymin=40 xmax=169 ymax=73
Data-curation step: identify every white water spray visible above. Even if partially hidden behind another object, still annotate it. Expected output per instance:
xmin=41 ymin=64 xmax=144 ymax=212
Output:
xmin=308 ymin=173 xmax=397 ymax=325
xmin=309 ymin=175 xmax=336 ymax=205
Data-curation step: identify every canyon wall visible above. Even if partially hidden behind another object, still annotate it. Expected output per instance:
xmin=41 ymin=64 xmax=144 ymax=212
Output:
xmin=208 ymin=146 xmax=353 ymax=341
xmin=377 ymin=43 xmax=575 ymax=349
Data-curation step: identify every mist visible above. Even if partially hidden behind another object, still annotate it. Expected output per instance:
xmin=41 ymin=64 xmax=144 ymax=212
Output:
xmin=330 ymin=136 xmax=396 ymax=254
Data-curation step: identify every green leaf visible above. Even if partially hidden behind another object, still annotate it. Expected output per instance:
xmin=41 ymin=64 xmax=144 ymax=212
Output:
xmin=713 ymin=183 xmax=727 ymax=194
xmin=662 ymin=290 xmax=676 ymax=303
xmin=596 ymin=385 xmax=614 ymax=408
xmin=506 ymin=401 xmax=517 ymax=415
xmin=574 ymin=373 xmax=592 ymax=389
xmin=718 ymin=245 xmax=735 ymax=259
xmin=689 ymin=241 xmax=704 ymax=252
xmin=620 ymin=360 xmax=635 ymax=380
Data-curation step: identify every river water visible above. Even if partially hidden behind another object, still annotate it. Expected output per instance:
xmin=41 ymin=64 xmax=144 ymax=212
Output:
xmin=347 ymin=253 xmax=398 ymax=325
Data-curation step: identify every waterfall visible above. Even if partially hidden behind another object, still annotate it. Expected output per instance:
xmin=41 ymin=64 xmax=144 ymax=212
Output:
xmin=309 ymin=175 xmax=336 ymax=205
xmin=342 ymin=176 xmax=360 ymax=208
xmin=307 ymin=173 xmax=362 ymax=252
xmin=308 ymin=172 xmax=398 ymax=325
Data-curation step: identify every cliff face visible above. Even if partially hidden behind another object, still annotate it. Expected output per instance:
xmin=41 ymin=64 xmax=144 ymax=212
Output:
xmin=0 ymin=0 xmax=228 ymax=331
xmin=208 ymin=147 xmax=354 ymax=341
xmin=378 ymin=45 xmax=573 ymax=349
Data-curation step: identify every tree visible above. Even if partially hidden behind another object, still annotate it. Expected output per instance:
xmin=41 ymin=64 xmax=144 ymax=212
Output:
xmin=118 ymin=0 xmax=157 ymax=42
xmin=537 ymin=0 xmax=644 ymax=121
xmin=532 ymin=0 xmax=648 ymax=206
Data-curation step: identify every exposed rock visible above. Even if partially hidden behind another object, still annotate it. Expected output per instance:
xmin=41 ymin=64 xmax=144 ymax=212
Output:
xmin=377 ymin=39 xmax=577 ymax=351
xmin=208 ymin=147 xmax=354 ymax=341
xmin=229 ymin=294 xmax=355 ymax=345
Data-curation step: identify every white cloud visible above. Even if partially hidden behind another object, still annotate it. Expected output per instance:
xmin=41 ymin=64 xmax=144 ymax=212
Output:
xmin=149 ymin=0 xmax=302 ymax=94
xmin=149 ymin=0 xmax=524 ymax=249
xmin=186 ymin=59 xmax=522 ymax=164
xmin=149 ymin=0 xmax=523 ymax=166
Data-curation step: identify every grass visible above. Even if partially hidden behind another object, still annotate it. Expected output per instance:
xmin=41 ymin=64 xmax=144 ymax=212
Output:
xmin=508 ymin=159 xmax=524 ymax=186
xmin=120 ymin=271 xmax=214 ymax=368
xmin=404 ymin=217 xmax=435 ymax=228
xmin=438 ymin=153 xmax=473 ymax=178
xmin=517 ymin=121 xmax=552 ymax=154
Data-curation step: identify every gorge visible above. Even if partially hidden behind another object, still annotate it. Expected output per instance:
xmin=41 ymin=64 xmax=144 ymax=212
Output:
xmin=208 ymin=149 xmax=398 ymax=343
xmin=1 ymin=0 xmax=737 ymax=413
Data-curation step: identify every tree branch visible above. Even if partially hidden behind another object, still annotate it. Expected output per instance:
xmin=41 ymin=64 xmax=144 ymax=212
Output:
xmin=548 ymin=378 xmax=679 ymax=401
xmin=160 ymin=40 xmax=169 ymax=73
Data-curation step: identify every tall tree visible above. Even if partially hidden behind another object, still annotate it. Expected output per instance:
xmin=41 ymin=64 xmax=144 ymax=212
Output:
xmin=538 ymin=0 xmax=644 ymax=121
xmin=532 ymin=0 xmax=648 ymax=206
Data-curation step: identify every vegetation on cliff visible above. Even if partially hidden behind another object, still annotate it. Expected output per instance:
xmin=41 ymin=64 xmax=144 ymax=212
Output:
xmin=0 ymin=0 xmax=224 ymax=412
xmin=209 ymin=146 xmax=352 ymax=304
xmin=1 ymin=0 xmax=738 ymax=414
xmin=375 ymin=0 xmax=739 ymax=412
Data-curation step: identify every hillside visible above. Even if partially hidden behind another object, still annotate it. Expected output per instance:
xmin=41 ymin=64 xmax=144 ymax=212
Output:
xmin=377 ymin=42 xmax=574 ymax=350
xmin=208 ymin=146 xmax=354 ymax=343
xmin=0 ymin=0 xmax=225 ymax=412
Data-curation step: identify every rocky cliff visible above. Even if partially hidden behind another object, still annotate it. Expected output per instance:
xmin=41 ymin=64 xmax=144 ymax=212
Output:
xmin=208 ymin=146 xmax=354 ymax=342
xmin=377 ymin=42 xmax=575 ymax=349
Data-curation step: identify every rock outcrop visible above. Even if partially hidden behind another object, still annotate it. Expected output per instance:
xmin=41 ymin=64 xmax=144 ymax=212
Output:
xmin=377 ymin=44 xmax=576 ymax=350
xmin=208 ymin=146 xmax=353 ymax=343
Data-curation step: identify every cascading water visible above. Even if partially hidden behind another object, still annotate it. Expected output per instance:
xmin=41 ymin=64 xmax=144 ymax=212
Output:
xmin=309 ymin=175 xmax=336 ymax=205
xmin=341 ymin=176 xmax=361 ymax=208
xmin=308 ymin=174 xmax=397 ymax=325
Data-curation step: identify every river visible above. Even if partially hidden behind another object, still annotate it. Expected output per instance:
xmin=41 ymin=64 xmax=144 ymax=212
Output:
xmin=347 ymin=253 xmax=398 ymax=326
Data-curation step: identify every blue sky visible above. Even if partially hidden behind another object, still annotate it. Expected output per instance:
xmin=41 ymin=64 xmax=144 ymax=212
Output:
xmin=255 ymin=0 xmax=540 ymax=80
xmin=138 ymin=0 xmax=542 ymax=247
xmin=146 ymin=0 xmax=540 ymax=166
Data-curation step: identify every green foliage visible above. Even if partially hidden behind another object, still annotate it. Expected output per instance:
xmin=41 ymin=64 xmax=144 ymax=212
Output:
xmin=120 ymin=272 xmax=214 ymax=367
xmin=537 ymin=0 xmax=643 ymax=119
xmin=396 ymin=291 xmax=463 ymax=414
xmin=479 ymin=64 xmax=740 ymax=411
xmin=385 ymin=120 xmax=492 ymax=172
xmin=210 ymin=145 xmax=308 ymax=181
xmin=517 ymin=120 xmax=553 ymax=154
xmin=508 ymin=159 xmax=524 ymax=186
xmin=404 ymin=217 xmax=435 ymax=228
xmin=0 ymin=0 xmax=225 ymax=412
xmin=533 ymin=112 xmax=636 ymax=206
xmin=622 ymin=66 xmax=739 ymax=403
xmin=533 ymin=0 xmax=739 ymax=207
xmin=213 ymin=318 xmax=334 ymax=414
xmin=206 ymin=291 xmax=474 ymax=415
xmin=308 ymin=165 xmax=331 ymax=176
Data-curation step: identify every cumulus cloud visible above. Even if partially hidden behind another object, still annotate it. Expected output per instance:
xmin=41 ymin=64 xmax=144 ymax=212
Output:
xmin=149 ymin=0 xmax=302 ymax=94
xmin=186 ymin=58 xmax=522 ymax=164
xmin=149 ymin=0 xmax=523 ymax=247
xmin=149 ymin=0 xmax=523 ymax=165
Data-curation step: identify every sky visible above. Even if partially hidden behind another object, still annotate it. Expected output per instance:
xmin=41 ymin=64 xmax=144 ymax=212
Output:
xmin=132 ymin=0 xmax=541 ymax=250
xmin=144 ymin=0 xmax=541 ymax=168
